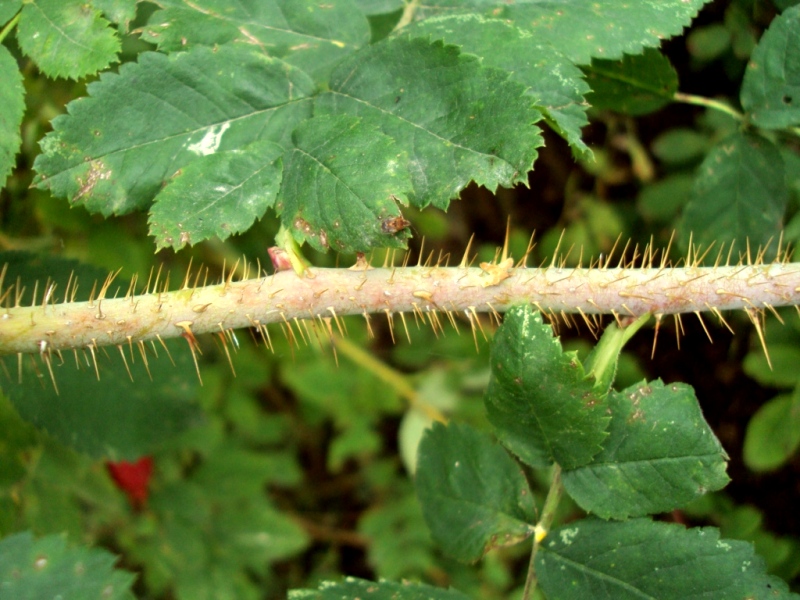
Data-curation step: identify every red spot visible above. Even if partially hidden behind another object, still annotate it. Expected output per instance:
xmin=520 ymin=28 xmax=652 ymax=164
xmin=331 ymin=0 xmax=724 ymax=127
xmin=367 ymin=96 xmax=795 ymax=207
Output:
xmin=106 ymin=456 xmax=154 ymax=509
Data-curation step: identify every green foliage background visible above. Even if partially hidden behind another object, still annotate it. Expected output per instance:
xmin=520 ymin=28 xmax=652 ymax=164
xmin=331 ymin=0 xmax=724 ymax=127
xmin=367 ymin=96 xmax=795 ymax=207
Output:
xmin=2 ymin=0 xmax=800 ymax=598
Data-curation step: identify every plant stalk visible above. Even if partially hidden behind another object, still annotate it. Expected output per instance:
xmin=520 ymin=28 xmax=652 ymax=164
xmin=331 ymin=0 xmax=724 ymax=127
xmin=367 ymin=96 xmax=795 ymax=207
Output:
xmin=523 ymin=464 xmax=563 ymax=600
xmin=1 ymin=262 xmax=799 ymax=356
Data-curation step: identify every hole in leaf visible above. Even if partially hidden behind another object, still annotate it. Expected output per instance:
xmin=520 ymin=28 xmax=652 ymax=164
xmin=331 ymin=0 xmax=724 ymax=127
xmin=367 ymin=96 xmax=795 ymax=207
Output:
xmin=782 ymin=95 xmax=793 ymax=105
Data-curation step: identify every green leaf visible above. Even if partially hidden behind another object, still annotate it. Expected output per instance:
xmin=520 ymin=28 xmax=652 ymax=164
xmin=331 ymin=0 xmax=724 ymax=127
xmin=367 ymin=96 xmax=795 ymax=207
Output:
xmin=316 ymin=36 xmax=542 ymax=211
xmin=651 ymin=128 xmax=711 ymax=165
xmin=406 ymin=15 xmax=591 ymax=159
xmin=636 ymin=173 xmax=695 ymax=222
xmin=33 ymin=45 xmax=315 ymax=217
xmin=0 ymin=531 xmax=135 ymax=600
xmin=16 ymin=0 xmax=120 ymax=79
xmin=741 ymin=5 xmax=800 ymax=129
xmin=562 ymin=380 xmax=729 ymax=519
xmin=290 ymin=578 xmax=470 ymax=600
xmin=417 ymin=0 xmax=712 ymax=65
xmin=142 ymin=0 xmax=370 ymax=80
xmin=132 ymin=475 xmax=309 ymax=598
xmin=0 ymin=45 xmax=24 ymax=186
xmin=91 ymin=0 xmax=139 ymax=32
xmin=743 ymin=388 xmax=800 ymax=472
xmin=583 ymin=48 xmax=679 ymax=116
xmin=6 ymin=337 xmax=202 ymax=459
xmin=277 ymin=114 xmax=413 ymax=252
xmin=679 ymin=132 xmax=788 ymax=254
xmin=0 ymin=1 xmax=21 ymax=25
xmin=355 ymin=0 xmax=404 ymax=15
xmin=743 ymin=344 xmax=800 ymax=387
xmin=415 ymin=422 xmax=536 ymax=563
xmin=149 ymin=140 xmax=284 ymax=250
xmin=484 ymin=306 xmax=609 ymax=469
xmin=537 ymin=518 xmax=798 ymax=600
xmin=687 ymin=24 xmax=732 ymax=61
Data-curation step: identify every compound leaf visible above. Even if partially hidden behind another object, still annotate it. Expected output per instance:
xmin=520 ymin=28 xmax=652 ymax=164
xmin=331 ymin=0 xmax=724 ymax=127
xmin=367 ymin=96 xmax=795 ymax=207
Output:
xmin=33 ymin=45 xmax=315 ymax=218
xmin=277 ymin=114 xmax=413 ymax=252
xmin=583 ymin=48 xmax=678 ymax=116
xmin=290 ymin=578 xmax=470 ymax=600
xmin=484 ymin=305 xmax=609 ymax=470
xmin=142 ymin=0 xmax=370 ymax=80
xmin=562 ymin=380 xmax=729 ymax=519
xmin=415 ymin=422 xmax=536 ymax=563
xmin=316 ymin=36 xmax=542 ymax=211
xmin=0 ymin=45 xmax=24 ymax=186
xmin=149 ymin=140 xmax=284 ymax=250
xmin=537 ymin=518 xmax=799 ymax=600
xmin=416 ymin=0 xmax=712 ymax=65
xmin=17 ymin=0 xmax=120 ymax=79
xmin=741 ymin=5 xmax=800 ymax=129
xmin=0 ymin=531 xmax=135 ymax=600
xmin=679 ymin=132 xmax=788 ymax=254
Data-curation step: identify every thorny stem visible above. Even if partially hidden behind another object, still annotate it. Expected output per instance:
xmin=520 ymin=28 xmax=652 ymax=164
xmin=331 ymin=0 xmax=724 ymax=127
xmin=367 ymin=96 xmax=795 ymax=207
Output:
xmin=523 ymin=465 xmax=563 ymax=600
xmin=2 ymin=261 xmax=800 ymax=358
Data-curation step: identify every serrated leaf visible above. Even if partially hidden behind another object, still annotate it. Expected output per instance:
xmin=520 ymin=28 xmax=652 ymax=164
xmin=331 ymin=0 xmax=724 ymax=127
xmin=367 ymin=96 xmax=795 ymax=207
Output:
xmin=91 ymin=0 xmax=139 ymax=32
xmin=149 ymin=140 xmax=284 ymax=250
xmin=33 ymin=45 xmax=314 ymax=218
xmin=583 ymin=48 xmax=678 ymax=116
xmin=17 ymin=0 xmax=120 ymax=79
xmin=484 ymin=306 xmax=609 ymax=469
xmin=406 ymin=15 xmax=591 ymax=159
xmin=562 ymin=380 xmax=729 ymax=519
xmin=316 ymin=36 xmax=542 ymax=211
xmin=537 ymin=518 xmax=799 ymax=600
xmin=0 ymin=253 xmax=202 ymax=459
xmin=416 ymin=0 xmax=711 ymax=65
xmin=290 ymin=577 xmax=470 ymax=600
xmin=142 ymin=0 xmax=370 ymax=80
xmin=679 ymin=132 xmax=788 ymax=254
xmin=415 ymin=422 xmax=536 ymax=563
xmin=743 ymin=388 xmax=800 ymax=472
xmin=277 ymin=114 xmax=413 ymax=252
xmin=741 ymin=5 xmax=800 ymax=129
xmin=0 ymin=531 xmax=135 ymax=600
xmin=0 ymin=45 xmax=24 ymax=186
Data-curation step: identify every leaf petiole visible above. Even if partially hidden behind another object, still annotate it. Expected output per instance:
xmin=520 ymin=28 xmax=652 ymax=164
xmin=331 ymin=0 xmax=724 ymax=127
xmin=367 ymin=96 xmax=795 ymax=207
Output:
xmin=523 ymin=464 xmax=563 ymax=600
xmin=0 ymin=11 xmax=20 ymax=44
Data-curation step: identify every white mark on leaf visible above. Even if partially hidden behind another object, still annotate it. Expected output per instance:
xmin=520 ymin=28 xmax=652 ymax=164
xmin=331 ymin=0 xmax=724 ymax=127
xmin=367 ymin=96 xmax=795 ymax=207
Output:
xmin=188 ymin=122 xmax=231 ymax=156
